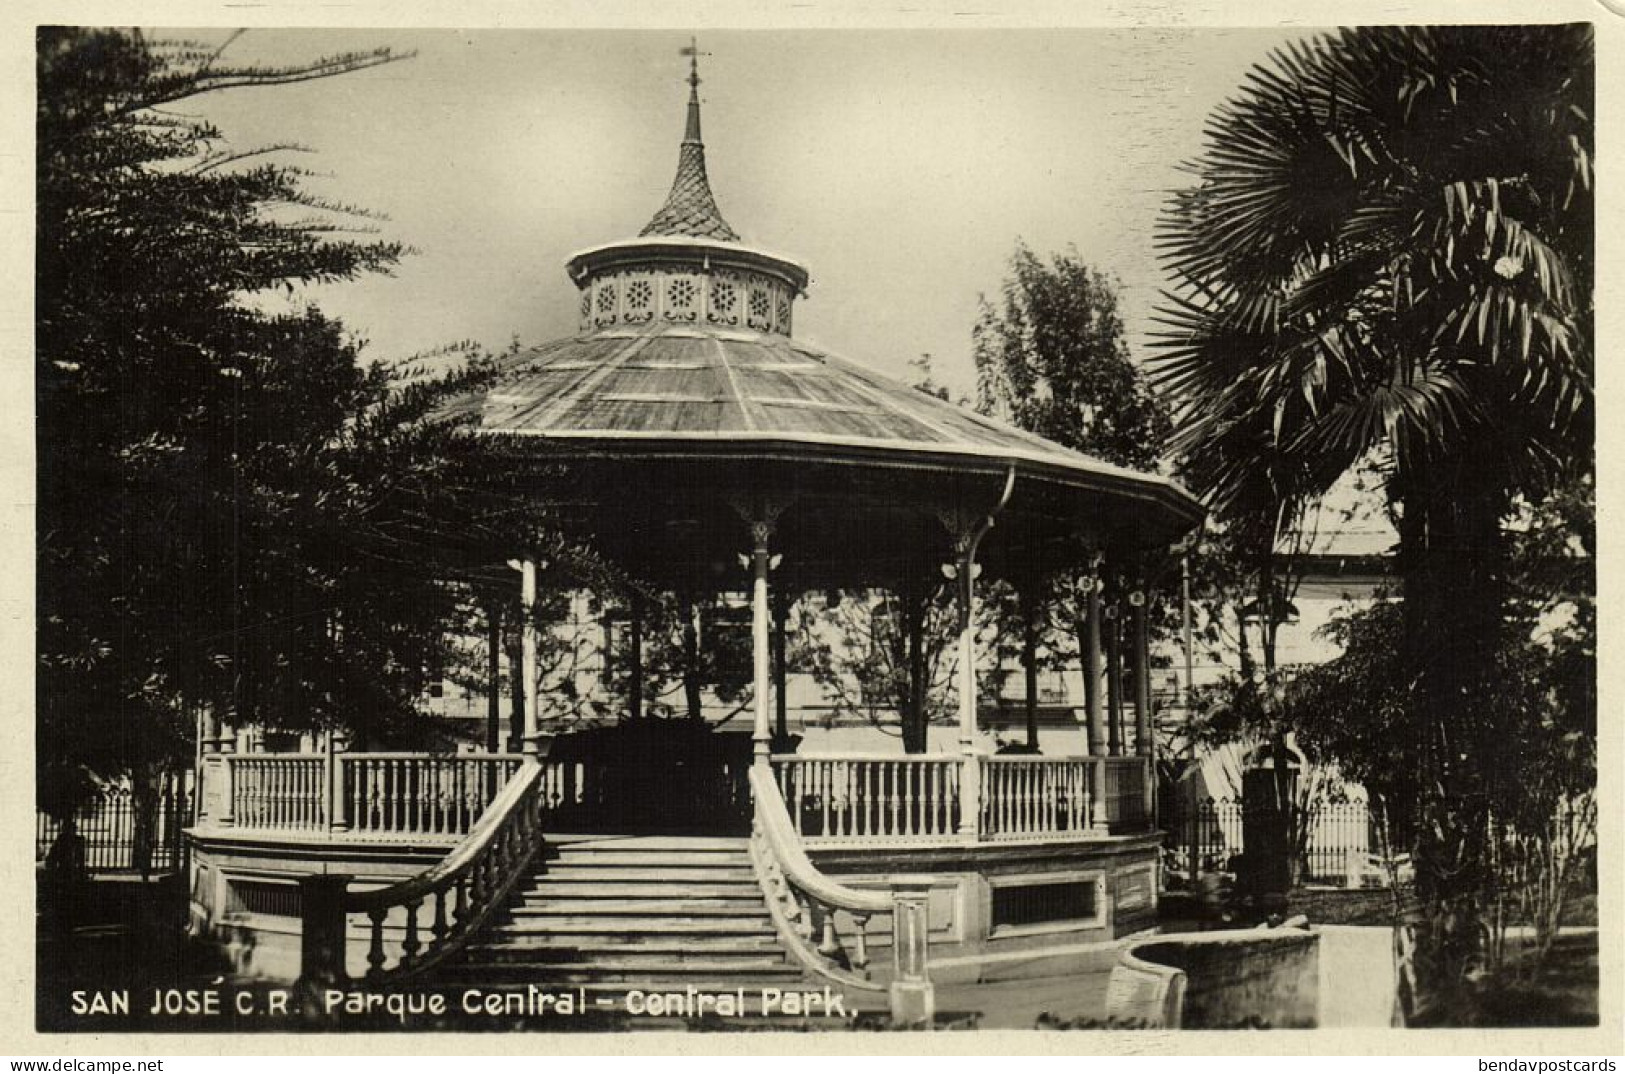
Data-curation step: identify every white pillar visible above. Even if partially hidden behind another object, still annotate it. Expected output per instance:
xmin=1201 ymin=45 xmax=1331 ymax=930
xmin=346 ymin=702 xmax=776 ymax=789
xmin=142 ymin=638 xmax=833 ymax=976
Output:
xmin=751 ymin=521 xmax=773 ymax=764
xmin=954 ymin=539 xmax=981 ymax=840
xmin=520 ymin=558 xmax=540 ymax=758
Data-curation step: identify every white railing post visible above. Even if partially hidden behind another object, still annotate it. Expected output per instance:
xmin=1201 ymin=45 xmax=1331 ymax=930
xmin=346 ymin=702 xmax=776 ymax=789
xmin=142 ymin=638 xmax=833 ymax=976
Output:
xmin=327 ymin=733 xmax=350 ymax=833
xmin=959 ymin=754 xmax=981 ymax=844
xmin=1091 ymin=756 xmax=1108 ymax=834
xmin=218 ymin=755 xmax=235 ymax=828
xmin=887 ymin=878 xmax=936 ymax=1027
xmin=520 ymin=558 xmax=542 ymax=760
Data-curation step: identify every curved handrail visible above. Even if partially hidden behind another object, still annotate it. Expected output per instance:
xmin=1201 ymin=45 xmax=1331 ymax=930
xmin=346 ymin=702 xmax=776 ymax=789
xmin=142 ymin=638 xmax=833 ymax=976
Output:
xmin=749 ymin=766 xmax=889 ymax=914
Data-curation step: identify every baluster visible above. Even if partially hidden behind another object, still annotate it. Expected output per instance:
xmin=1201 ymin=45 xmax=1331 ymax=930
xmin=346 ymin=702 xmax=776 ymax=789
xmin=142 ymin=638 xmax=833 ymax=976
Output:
xmin=368 ymin=761 xmax=383 ymax=832
xmin=401 ymin=898 xmax=422 ymax=964
xmin=825 ymin=761 xmax=837 ymax=838
xmin=263 ymin=763 xmax=275 ymax=828
xmin=432 ymin=889 xmax=449 ymax=945
xmin=412 ymin=760 xmax=423 ymax=833
xmin=851 ymin=914 xmax=871 ymax=972
xmin=791 ymin=763 xmax=803 ymax=835
xmin=936 ymin=762 xmax=946 ymax=835
xmin=350 ymin=760 xmax=363 ymax=831
xmin=366 ymin=907 xmax=388 ymax=981
xmin=1020 ymin=764 xmax=1030 ymax=834
xmin=452 ymin=876 xmax=469 ymax=929
xmin=869 ymin=762 xmax=879 ymax=837
xmin=991 ymin=764 xmax=1002 ymax=836
xmin=1005 ymin=764 xmax=1015 ymax=835
xmin=277 ymin=762 xmax=289 ymax=828
xmin=397 ymin=759 xmax=408 ymax=833
xmin=904 ymin=763 xmax=917 ymax=839
xmin=888 ymin=763 xmax=899 ymax=837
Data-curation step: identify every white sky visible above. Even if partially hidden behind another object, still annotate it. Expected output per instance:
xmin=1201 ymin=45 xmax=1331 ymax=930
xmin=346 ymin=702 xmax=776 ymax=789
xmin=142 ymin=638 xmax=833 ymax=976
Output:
xmin=179 ymin=27 xmax=1310 ymax=395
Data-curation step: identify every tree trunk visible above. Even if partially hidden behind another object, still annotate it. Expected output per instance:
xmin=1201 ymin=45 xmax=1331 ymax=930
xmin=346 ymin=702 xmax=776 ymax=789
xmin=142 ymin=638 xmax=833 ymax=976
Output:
xmin=902 ymin=586 xmax=929 ymax=754
xmin=505 ymin=626 xmax=525 ymax=752
xmin=1395 ymin=457 xmax=1509 ymax=1024
xmin=682 ymin=594 xmax=703 ymax=721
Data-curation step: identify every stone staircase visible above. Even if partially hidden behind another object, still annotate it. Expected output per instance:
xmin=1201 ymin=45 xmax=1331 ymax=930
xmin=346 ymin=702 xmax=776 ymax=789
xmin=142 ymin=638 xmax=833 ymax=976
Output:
xmin=435 ymin=835 xmax=857 ymax=1029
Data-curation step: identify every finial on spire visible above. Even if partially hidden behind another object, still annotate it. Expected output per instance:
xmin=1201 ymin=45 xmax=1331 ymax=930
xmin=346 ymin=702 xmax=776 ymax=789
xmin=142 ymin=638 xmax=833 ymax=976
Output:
xmin=678 ymin=37 xmax=709 ymax=144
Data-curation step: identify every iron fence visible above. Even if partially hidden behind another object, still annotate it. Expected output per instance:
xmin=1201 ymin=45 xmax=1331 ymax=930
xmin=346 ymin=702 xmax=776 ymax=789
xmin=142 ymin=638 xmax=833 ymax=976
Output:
xmin=36 ymin=771 xmax=194 ymax=875
xmin=1163 ymin=792 xmax=1378 ymax=885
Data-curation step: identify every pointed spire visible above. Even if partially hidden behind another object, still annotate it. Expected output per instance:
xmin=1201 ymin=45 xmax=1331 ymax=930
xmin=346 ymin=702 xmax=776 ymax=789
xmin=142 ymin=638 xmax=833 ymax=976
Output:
xmin=640 ymin=38 xmax=740 ymax=242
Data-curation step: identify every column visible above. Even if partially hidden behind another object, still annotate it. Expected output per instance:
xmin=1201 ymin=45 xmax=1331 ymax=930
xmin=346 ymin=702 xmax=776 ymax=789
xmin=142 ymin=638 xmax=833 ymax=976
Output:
xmin=952 ymin=534 xmax=981 ymax=839
xmin=628 ymin=592 xmax=644 ymax=721
xmin=682 ymin=592 xmax=704 ymax=721
xmin=771 ymin=591 xmax=790 ymax=748
xmin=485 ymin=603 xmax=502 ymax=754
xmin=1105 ymin=596 xmax=1124 ymax=756
xmin=506 ymin=628 xmax=525 ymax=752
xmin=750 ymin=518 xmax=774 ymax=763
xmin=1132 ymin=589 xmax=1152 ymax=756
xmin=1132 ymin=587 xmax=1156 ymax=825
xmin=520 ymin=558 xmax=541 ymax=757
xmin=1084 ymin=579 xmax=1105 ymax=756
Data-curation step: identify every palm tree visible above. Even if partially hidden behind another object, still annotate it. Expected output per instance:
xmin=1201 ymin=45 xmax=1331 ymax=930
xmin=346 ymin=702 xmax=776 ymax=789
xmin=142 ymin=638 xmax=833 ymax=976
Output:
xmin=1151 ymin=25 xmax=1592 ymax=1023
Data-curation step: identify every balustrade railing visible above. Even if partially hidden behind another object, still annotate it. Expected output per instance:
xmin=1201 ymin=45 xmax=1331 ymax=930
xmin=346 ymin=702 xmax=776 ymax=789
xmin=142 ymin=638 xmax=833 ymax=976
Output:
xmin=1104 ymin=756 xmax=1151 ymax=830
xmin=979 ymin=756 xmax=1103 ymax=841
xmin=230 ymin=755 xmax=327 ymax=832
xmin=216 ymin=747 xmax=1150 ymax=846
xmin=344 ymin=754 xmax=524 ymax=836
xmin=297 ymin=762 xmax=545 ymax=990
xmin=207 ymin=752 xmax=524 ymax=839
xmin=773 ymin=754 xmax=961 ymax=844
xmin=772 ymin=753 xmax=1148 ymax=846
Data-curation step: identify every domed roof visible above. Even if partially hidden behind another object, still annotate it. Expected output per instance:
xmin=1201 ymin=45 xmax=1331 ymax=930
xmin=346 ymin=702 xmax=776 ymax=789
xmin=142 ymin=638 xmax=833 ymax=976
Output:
xmin=476 ymin=321 xmax=1185 ymax=503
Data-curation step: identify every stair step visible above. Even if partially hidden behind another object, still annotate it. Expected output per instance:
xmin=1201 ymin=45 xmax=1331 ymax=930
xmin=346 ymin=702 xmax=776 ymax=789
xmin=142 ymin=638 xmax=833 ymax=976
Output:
xmin=436 ymin=979 xmax=831 ymax=1000
xmin=491 ymin=916 xmax=774 ymax=935
xmin=523 ymin=882 xmax=760 ymax=899
xmin=542 ymin=851 xmax=750 ymax=867
xmin=451 ymin=958 xmax=803 ymax=979
xmin=548 ymin=837 xmax=748 ymax=851
xmin=509 ymin=899 xmax=770 ymax=916
xmin=465 ymin=937 xmax=784 ymax=958
xmin=535 ymin=866 xmax=758 ymax=883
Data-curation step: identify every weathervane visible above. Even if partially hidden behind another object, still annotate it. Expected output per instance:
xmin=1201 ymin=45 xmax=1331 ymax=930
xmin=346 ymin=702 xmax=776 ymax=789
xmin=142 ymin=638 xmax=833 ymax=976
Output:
xmin=680 ymin=36 xmax=709 ymax=93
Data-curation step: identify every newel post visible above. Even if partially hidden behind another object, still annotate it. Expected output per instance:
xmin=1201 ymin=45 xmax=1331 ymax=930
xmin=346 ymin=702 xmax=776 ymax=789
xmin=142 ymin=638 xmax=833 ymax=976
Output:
xmin=325 ymin=730 xmax=350 ymax=833
xmin=217 ymin=754 xmax=236 ymax=828
xmin=887 ymin=877 xmax=935 ymax=1027
xmin=296 ymin=874 xmax=353 ymax=1015
xmin=1091 ymin=756 xmax=1109 ymax=834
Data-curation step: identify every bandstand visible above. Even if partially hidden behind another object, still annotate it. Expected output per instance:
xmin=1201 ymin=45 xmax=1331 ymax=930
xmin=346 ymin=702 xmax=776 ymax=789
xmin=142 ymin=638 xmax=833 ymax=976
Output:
xmin=186 ymin=49 xmax=1203 ymax=1024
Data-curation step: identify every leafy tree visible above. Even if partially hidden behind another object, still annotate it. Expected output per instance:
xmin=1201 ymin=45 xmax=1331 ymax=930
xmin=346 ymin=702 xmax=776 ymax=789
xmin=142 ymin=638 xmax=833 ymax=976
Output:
xmin=36 ymin=29 xmax=562 ymax=828
xmin=1151 ymin=25 xmax=1593 ymax=1021
xmin=972 ymin=243 xmax=1174 ymax=752
xmin=975 ymin=243 xmax=1169 ymax=470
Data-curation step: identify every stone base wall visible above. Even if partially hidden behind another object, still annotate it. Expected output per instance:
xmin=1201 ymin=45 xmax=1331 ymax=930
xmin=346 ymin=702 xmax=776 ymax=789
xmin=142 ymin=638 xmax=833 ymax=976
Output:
xmin=809 ymin=836 xmax=1161 ymax=982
